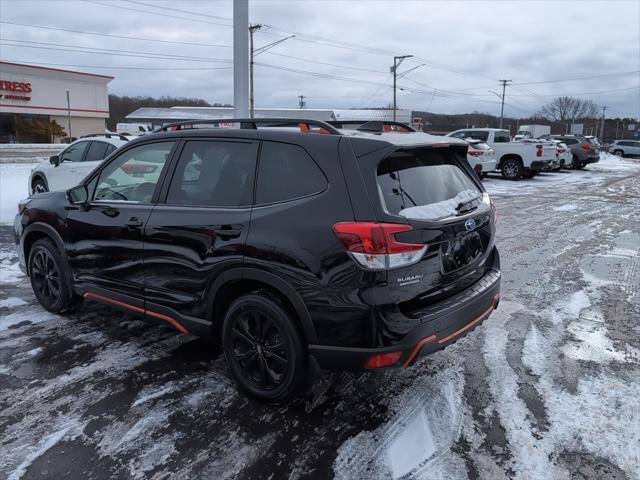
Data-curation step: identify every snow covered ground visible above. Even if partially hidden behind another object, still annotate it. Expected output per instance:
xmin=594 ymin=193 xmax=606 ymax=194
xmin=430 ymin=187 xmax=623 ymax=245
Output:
xmin=0 ymin=163 xmax=37 ymax=225
xmin=0 ymin=153 xmax=638 ymax=479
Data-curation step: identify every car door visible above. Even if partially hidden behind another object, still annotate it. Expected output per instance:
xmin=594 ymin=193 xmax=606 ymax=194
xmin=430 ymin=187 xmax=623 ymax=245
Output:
xmin=64 ymin=140 xmax=177 ymax=303
xmin=47 ymin=140 xmax=90 ymax=191
xmin=143 ymin=139 xmax=258 ymax=318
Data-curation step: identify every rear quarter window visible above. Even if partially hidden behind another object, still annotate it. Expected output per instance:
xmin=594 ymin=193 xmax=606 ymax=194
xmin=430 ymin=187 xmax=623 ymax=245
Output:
xmin=377 ymin=148 xmax=482 ymax=220
xmin=256 ymin=142 xmax=327 ymax=204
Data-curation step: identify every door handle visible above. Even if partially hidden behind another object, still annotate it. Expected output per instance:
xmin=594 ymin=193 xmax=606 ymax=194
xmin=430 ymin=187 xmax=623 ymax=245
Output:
xmin=213 ymin=225 xmax=241 ymax=239
xmin=125 ymin=217 xmax=144 ymax=229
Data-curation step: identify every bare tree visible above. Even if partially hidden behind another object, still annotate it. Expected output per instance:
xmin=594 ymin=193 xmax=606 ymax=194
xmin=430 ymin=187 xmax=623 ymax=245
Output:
xmin=537 ymin=96 xmax=599 ymax=122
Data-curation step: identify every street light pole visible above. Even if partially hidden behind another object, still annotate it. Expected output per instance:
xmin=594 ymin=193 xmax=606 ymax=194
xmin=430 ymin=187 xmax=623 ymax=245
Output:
xmin=391 ymin=55 xmax=412 ymax=121
xmin=233 ymin=0 xmax=249 ymax=119
xmin=66 ymin=89 xmax=72 ymax=139
xmin=600 ymin=106 xmax=607 ymax=141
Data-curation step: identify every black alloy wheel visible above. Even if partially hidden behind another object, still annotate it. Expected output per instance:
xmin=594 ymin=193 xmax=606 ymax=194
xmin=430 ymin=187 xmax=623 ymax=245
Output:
xmin=28 ymin=239 xmax=73 ymax=312
xmin=223 ymin=293 xmax=306 ymax=402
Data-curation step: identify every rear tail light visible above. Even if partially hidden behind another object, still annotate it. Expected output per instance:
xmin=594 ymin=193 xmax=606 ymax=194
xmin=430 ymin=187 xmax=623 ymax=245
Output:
xmin=333 ymin=222 xmax=427 ymax=270
xmin=364 ymin=351 xmax=402 ymax=368
xmin=536 ymin=144 xmax=543 ymax=157
xmin=582 ymin=143 xmax=591 ymax=151
xmin=468 ymin=150 xmax=482 ymax=157
xmin=490 ymin=197 xmax=498 ymax=224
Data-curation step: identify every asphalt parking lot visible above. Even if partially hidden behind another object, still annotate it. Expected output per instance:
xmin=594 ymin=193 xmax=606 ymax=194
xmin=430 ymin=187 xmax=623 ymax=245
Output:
xmin=1 ymin=155 xmax=639 ymax=479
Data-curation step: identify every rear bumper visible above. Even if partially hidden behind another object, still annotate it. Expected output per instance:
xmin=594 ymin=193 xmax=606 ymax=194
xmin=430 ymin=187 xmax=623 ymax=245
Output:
xmin=529 ymin=160 xmax=547 ymax=171
xmin=309 ymin=249 xmax=501 ymax=370
xmin=585 ymin=155 xmax=600 ymax=164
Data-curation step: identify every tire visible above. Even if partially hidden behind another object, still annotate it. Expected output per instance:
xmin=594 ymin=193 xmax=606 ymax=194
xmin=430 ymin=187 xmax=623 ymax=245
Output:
xmin=32 ymin=177 xmax=48 ymax=194
xmin=28 ymin=238 xmax=74 ymax=313
xmin=501 ymin=158 xmax=523 ymax=180
xmin=571 ymin=155 xmax=583 ymax=170
xmin=222 ymin=292 xmax=307 ymax=402
xmin=613 ymin=149 xmax=624 ymax=157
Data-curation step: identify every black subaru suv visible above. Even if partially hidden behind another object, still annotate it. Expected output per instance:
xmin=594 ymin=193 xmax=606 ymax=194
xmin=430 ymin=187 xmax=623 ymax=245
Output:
xmin=14 ymin=119 xmax=500 ymax=402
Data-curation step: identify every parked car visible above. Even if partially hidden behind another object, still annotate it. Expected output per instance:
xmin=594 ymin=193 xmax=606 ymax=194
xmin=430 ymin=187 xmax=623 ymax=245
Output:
xmin=608 ymin=140 xmax=640 ymax=157
xmin=447 ymin=128 xmax=556 ymax=180
xmin=547 ymin=135 xmax=600 ymax=169
xmin=15 ymin=118 xmax=501 ymax=402
xmin=29 ymin=134 xmax=129 ymax=194
xmin=550 ymin=139 xmax=573 ymax=169
xmin=462 ymin=139 xmax=497 ymax=177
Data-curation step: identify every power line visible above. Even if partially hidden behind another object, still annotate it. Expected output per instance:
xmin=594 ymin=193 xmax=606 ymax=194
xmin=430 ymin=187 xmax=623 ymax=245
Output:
xmin=517 ymin=71 xmax=640 ymax=85
xmin=0 ymin=38 xmax=232 ymax=63
xmin=0 ymin=60 xmax=232 ymax=71
xmin=0 ymin=21 xmax=232 ymax=48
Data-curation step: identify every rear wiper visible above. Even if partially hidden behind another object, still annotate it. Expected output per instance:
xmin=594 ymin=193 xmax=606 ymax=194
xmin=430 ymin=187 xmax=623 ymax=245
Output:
xmin=456 ymin=198 xmax=480 ymax=215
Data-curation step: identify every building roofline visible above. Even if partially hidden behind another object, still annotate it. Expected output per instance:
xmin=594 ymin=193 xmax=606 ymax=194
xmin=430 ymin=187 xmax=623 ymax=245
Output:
xmin=0 ymin=61 xmax=114 ymax=80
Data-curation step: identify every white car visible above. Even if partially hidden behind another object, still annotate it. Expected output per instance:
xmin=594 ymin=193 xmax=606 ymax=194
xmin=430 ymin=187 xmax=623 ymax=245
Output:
xmin=29 ymin=134 xmax=129 ymax=194
xmin=464 ymin=139 xmax=497 ymax=178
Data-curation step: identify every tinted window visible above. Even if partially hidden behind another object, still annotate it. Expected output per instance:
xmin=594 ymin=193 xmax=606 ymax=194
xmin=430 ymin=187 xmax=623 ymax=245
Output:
xmin=85 ymin=141 xmax=110 ymax=162
xmin=256 ymin=142 xmax=327 ymax=204
xmin=166 ymin=141 xmax=258 ymax=207
xmin=61 ymin=141 xmax=89 ymax=163
xmin=105 ymin=144 xmax=117 ymax=156
xmin=493 ymin=131 xmax=511 ymax=143
xmin=562 ymin=138 xmax=579 ymax=145
xmin=377 ymin=148 xmax=482 ymax=219
xmin=94 ymin=141 xmax=174 ymax=203
xmin=619 ymin=141 xmax=631 ymax=146
xmin=464 ymin=131 xmax=489 ymax=141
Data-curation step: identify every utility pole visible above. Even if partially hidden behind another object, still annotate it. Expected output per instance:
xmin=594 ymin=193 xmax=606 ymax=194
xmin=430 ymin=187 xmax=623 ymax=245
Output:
xmin=298 ymin=95 xmax=306 ymax=109
xmin=249 ymin=23 xmax=262 ymax=118
xmin=233 ymin=0 xmax=249 ymax=119
xmin=600 ymin=106 xmax=607 ymax=141
xmin=66 ymin=89 xmax=72 ymax=139
xmin=498 ymin=80 xmax=511 ymax=129
xmin=249 ymin=30 xmax=294 ymax=118
xmin=391 ymin=55 xmax=413 ymax=121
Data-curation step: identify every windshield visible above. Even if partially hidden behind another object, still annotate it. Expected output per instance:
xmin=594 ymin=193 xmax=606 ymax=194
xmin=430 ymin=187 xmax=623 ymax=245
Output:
xmin=377 ymin=147 xmax=482 ymax=221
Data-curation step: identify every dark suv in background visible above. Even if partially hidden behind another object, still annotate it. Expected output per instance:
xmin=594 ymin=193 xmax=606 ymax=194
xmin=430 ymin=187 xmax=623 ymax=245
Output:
xmin=548 ymin=134 xmax=600 ymax=168
xmin=14 ymin=119 xmax=501 ymax=402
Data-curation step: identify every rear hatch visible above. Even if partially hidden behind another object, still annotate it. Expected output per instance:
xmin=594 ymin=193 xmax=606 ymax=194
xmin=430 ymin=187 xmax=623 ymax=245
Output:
xmin=358 ymin=143 xmax=496 ymax=317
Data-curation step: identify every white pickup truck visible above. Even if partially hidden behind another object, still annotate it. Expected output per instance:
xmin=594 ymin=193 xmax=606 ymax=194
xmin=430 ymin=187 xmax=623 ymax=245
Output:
xmin=447 ymin=128 xmax=556 ymax=180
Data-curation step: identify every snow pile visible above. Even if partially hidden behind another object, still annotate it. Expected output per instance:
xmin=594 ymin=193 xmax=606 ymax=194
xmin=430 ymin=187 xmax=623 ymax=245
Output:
xmin=399 ymin=189 xmax=480 ymax=221
xmin=1 ymin=163 xmax=35 ymax=224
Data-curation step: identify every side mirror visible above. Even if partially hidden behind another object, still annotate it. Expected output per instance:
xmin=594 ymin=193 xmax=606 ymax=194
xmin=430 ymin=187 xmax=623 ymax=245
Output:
xmin=50 ymin=155 xmax=60 ymax=166
xmin=67 ymin=184 xmax=89 ymax=205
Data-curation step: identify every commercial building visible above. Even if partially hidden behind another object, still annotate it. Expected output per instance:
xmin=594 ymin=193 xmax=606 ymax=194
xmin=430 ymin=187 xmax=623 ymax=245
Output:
xmin=125 ymin=106 xmax=414 ymax=129
xmin=0 ymin=61 xmax=112 ymax=143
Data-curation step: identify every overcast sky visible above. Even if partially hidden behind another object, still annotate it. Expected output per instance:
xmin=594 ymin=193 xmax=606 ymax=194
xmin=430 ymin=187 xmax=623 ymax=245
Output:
xmin=1 ymin=0 xmax=639 ymax=119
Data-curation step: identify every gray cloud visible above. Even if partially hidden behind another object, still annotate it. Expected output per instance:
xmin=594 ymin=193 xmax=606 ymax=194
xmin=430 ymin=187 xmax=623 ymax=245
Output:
xmin=1 ymin=0 xmax=638 ymax=118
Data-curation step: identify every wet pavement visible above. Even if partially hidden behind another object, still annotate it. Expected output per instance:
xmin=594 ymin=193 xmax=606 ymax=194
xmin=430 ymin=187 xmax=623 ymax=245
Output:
xmin=1 ymin=156 xmax=639 ymax=479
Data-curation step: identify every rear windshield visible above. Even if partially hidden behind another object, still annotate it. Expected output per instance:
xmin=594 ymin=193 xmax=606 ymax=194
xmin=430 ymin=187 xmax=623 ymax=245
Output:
xmin=377 ymin=148 xmax=482 ymax=220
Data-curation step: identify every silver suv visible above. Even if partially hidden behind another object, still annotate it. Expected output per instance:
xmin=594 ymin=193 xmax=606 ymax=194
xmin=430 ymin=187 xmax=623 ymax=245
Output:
xmin=609 ymin=140 xmax=640 ymax=157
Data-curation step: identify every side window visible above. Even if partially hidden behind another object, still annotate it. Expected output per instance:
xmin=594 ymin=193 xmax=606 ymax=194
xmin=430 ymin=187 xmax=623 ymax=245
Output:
xmin=563 ymin=138 xmax=578 ymax=145
xmin=256 ymin=142 xmax=327 ymax=204
xmin=467 ymin=131 xmax=489 ymax=141
xmin=450 ymin=132 xmax=467 ymax=139
xmin=84 ymin=141 xmax=110 ymax=162
xmin=166 ymin=140 xmax=258 ymax=207
xmin=93 ymin=141 xmax=175 ymax=203
xmin=493 ymin=132 xmax=511 ymax=143
xmin=61 ymin=141 xmax=89 ymax=163
xmin=104 ymin=144 xmax=117 ymax=156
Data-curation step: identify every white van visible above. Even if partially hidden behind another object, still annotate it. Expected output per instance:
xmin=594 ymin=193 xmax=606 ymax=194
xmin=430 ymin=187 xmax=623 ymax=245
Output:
xmin=116 ymin=122 xmax=153 ymax=136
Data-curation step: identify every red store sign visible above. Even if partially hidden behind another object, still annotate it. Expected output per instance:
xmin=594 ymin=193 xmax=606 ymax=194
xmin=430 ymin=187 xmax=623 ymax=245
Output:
xmin=0 ymin=80 xmax=32 ymax=101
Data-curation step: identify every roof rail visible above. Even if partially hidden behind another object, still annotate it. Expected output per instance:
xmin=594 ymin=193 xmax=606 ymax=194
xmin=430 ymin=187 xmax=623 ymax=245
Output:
xmin=154 ymin=118 xmax=342 ymax=135
xmin=80 ymin=133 xmax=130 ymax=141
xmin=328 ymin=120 xmax=415 ymax=133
